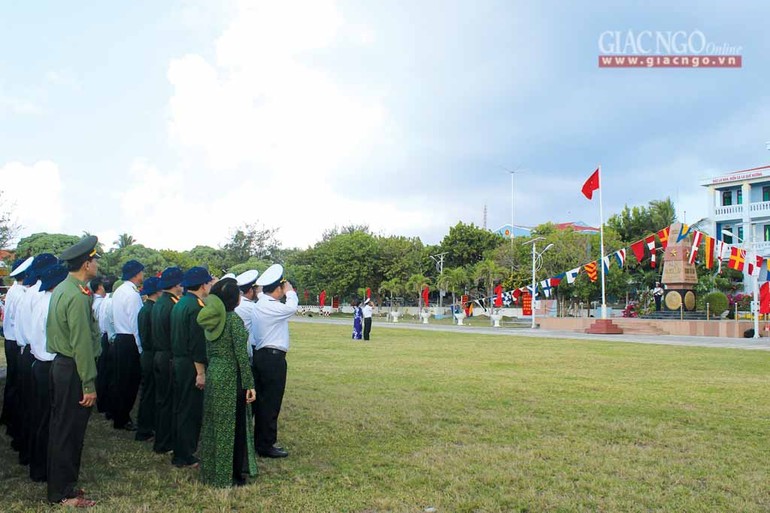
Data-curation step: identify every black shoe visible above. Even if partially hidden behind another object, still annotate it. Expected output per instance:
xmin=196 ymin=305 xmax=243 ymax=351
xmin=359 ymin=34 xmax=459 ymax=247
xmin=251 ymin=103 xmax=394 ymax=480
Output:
xmin=116 ymin=421 xmax=136 ymax=432
xmin=257 ymin=446 xmax=288 ymax=458
xmin=135 ymin=432 xmax=154 ymax=442
xmin=233 ymin=475 xmax=247 ymax=487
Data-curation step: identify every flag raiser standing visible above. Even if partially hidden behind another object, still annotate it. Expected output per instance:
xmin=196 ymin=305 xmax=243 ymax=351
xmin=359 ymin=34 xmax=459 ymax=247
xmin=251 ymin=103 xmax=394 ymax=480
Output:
xmin=581 ymin=166 xmax=608 ymax=319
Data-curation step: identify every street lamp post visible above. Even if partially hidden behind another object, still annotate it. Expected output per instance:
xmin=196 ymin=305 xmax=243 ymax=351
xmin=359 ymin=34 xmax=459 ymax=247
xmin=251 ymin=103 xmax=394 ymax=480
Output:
xmin=723 ymin=229 xmax=760 ymax=339
xmin=524 ymin=237 xmax=553 ymax=329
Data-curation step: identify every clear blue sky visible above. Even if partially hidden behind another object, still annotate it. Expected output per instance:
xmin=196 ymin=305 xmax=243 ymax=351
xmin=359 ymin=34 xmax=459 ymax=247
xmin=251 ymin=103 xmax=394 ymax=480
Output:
xmin=1 ymin=0 xmax=768 ymax=250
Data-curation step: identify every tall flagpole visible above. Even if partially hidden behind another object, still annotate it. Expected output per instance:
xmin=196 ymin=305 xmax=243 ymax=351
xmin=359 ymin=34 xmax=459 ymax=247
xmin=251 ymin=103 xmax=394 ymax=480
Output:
xmin=598 ymin=164 xmax=607 ymax=319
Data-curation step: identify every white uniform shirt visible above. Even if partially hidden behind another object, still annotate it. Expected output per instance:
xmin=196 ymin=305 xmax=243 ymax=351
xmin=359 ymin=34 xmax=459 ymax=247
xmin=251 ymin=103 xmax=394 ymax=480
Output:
xmin=363 ymin=305 xmax=373 ymax=319
xmin=30 ymin=291 xmax=56 ymax=362
xmin=92 ymin=294 xmax=105 ymax=325
xmin=253 ymin=290 xmax=298 ymax=352
xmin=99 ymin=295 xmax=116 ymax=341
xmin=16 ymin=281 xmax=42 ymax=348
xmin=2 ymin=281 xmax=25 ymax=341
xmin=235 ymin=295 xmax=259 ymax=359
xmin=111 ymin=281 xmax=143 ymax=353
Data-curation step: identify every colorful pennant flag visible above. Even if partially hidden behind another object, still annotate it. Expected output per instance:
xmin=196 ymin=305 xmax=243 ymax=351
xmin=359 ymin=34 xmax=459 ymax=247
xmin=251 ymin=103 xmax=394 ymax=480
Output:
xmin=502 ymin=290 xmax=514 ymax=306
xmin=728 ymin=247 xmax=746 ymax=271
xmin=552 ymin=276 xmax=563 ymax=287
xmin=614 ymin=248 xmax=626 ymax=268
xmin=566 ymin=267 xmax=581 ymax=284
xmin=581 ymin=168 xmax=600 ymax=200
xmin=748 ymin=254 xmax=764 ymax=278
xmin=584 ymin=261 xmax=598 ymax=282
xmin=540 ymin=279 xmax=553 ymax=298
xmin=602 ymin=255 xmax=612 ymax=274
xmin=656 ymin=226 xmax=670 ymax=250
xmin=704 ymin=235 xmax=716 ymax=270
xmin=422 ymin=286 xmax=430 ymax=306
xmin=688 ymin=230 xmax=703 ymax=265
xmin=645 ymin=235 xmax=657 ymax=268
xmin=512 ymin=288 xmax=522 ymax=302
xmin=526 ymin=284 xmax=538 ymax=297
xmin=716 ymin=241 xmax=730 ymax=274
xmin=630 ymin=240 xmax=646 ymax=263
xmin=676 ymin=223 xmax=692 ymax=243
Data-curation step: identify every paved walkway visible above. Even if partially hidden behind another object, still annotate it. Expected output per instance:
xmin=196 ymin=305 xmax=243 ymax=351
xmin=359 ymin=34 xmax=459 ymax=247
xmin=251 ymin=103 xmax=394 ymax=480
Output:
xmin=291 ymin=317 xmax=770 ymax=351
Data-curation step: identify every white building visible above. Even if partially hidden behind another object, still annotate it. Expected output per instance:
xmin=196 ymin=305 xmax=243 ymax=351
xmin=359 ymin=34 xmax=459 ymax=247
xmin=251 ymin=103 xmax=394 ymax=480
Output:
xmin=702 ymin=164 xmax=770 ymax=254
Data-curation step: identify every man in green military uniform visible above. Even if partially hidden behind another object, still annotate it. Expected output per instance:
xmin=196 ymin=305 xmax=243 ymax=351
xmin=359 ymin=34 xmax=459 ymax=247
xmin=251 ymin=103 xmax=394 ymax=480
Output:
xmin=46 ymin=235 xmax=101 ymax=508
xmin=135 ymin=276 xmax=161 ymax=442
xmin=171 ymin=266 xmax=213 ymax=467
xmin=152 ymin=267 xmax=183 ymax=455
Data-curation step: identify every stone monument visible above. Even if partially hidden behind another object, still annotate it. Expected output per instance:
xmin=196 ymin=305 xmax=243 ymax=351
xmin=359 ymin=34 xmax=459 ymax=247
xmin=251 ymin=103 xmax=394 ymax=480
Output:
xmin=660 ymin=223 xmax=698 ymax=311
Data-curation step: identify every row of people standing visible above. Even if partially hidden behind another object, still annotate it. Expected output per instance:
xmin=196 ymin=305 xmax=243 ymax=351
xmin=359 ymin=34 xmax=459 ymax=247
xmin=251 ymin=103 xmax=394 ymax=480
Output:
xmin=0 ymin=235 xmax=300 ymax=506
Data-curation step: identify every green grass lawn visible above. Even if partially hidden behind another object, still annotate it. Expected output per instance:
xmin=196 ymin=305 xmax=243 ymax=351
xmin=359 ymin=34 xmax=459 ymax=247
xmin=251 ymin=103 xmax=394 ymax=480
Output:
xmin=1 ymin=324 xmax=769 ymax=512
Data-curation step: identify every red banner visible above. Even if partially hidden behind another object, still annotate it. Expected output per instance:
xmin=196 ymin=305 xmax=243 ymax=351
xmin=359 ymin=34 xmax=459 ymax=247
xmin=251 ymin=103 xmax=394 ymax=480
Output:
xmin=494 ymin=284 xmax=503 ymax=307
xmin=522 ymin=292 xmax=532 ymax=316
xmin=319 ymin=290 xmax=326 ymax=306
xmin=366 ymin=287 xmax=371 ymax=298
xmin=421 ymin=286 xmax=429 ymax=306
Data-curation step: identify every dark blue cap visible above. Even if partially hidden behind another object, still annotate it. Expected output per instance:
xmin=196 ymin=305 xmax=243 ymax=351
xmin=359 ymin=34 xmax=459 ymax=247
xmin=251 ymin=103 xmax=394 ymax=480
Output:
xmin=39 ymin=263 xmax=69 ymax=292
xmin=159 ymin=267 xmax=184 ymax=290
xmin=140 ymin=276 xmax=160 ymax=296
xmin=121 ymin=260 xmax=145 ymax=280
xmin=23 ymin=253 xmax=58 ymax=286
xmin=10 ymin=258 xmax=25 ymax=272
xmin=181 ymin=266 xmax=213 ymax=288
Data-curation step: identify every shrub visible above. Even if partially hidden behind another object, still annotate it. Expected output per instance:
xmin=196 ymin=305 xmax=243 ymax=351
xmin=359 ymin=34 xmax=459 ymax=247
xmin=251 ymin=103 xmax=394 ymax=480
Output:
xmin=704 ymin=291 xmax=729 ymax=317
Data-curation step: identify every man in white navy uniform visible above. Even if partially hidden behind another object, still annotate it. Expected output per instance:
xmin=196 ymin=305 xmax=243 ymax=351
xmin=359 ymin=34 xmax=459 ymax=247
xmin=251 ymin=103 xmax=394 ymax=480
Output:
xmin=252 ymin=264 xmax=297 ymax=458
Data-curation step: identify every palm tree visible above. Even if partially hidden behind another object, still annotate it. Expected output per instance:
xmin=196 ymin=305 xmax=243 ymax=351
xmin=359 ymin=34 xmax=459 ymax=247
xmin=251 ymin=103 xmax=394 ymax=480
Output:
xmin=378 ymin=278 xmax=404 ymax=317
xmin=438 ymin=267 xmax=468 ymax=309
xmin=114 ymin=233 xmax=136 ymax=249
xmin=406 ymin=273 xmax=430 ymax=311
xmin=474 ymin=259 xmax=505 ymax=311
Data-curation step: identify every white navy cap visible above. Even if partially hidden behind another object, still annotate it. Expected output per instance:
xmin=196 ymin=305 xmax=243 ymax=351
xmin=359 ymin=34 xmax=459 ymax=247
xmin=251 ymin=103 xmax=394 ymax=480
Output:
xmin=9 ymin=256 xmax=34 ymax=277
xmin=222 ymin=273 xmax=236 ymax=280
xmin=255 ymin=264 xmax=284 ymax=287
xmin=236 ymin=269 xmax=259 ymax=287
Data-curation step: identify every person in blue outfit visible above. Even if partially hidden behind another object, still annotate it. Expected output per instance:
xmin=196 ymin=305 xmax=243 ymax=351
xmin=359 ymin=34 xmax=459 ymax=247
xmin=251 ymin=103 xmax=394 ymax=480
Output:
xmin=351 ymin=299 xmax=363 ymax=340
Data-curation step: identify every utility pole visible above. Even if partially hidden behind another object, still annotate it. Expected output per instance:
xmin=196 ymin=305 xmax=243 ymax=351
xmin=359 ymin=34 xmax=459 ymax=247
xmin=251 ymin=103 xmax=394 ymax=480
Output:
xmin=430 ymin=252 xmax=448 ymax=309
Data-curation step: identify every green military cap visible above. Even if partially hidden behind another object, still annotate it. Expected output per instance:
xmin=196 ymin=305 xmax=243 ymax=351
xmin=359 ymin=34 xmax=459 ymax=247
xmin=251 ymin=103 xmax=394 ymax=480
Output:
xmin=59 ymin=235 xmax=101 ymax=263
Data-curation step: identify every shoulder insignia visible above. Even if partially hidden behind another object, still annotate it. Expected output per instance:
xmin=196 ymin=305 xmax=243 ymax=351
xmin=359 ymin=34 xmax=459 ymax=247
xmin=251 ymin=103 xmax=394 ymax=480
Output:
xmin=197 ymin=298 xmax=205 ymax=308
xmin=79 ymin=285 xmax=92 ymax=296
xmin=171 ymin=296 xmax=179 ymax=304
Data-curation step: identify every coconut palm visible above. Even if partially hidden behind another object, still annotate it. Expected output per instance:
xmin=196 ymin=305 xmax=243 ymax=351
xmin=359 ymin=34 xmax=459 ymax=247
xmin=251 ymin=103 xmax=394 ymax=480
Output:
xmin=406 ymin=273 xmax=430 ymax=310
xmin=474 ymin=259 xmax=506 ymax=309
xmin=114 ymin=233 xmax=136 ymax=249
xmin=437 ymin=267 xmax=468 ymax=309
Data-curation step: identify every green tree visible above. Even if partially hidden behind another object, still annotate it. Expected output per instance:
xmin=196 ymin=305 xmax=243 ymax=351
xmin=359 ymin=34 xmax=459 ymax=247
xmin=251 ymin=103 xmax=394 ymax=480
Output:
xmin=437 ymin=267 xmax=469 ymax=307
xmin=473 ymin=259 xmax=505 ymax=304
xmin=439 ymin=221 xmax=505 ymax=268
xmin=221 ymin=223 xmax=279 ymax=267
xmin=607 ymin=197 xmax=676 ymax=243
xmin=376 ymin=235 xmax=428 ymax=284
xmin=114 ymin=233 xmax=136 ymax=249
xmin=15 ymin=232 xmax=80 ymax=257
xmin=405 ymin=273 xmax=430 ymax=309
xmin=307 ymin=231 xmax=379 ymax=299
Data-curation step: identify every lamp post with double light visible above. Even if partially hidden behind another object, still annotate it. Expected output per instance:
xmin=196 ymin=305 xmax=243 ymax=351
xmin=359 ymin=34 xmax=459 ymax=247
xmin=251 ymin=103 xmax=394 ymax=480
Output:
xmin=722 ymin=228 xmax=760 ymax=339
xmin=524 ymin=237 xmax=553 ymax=329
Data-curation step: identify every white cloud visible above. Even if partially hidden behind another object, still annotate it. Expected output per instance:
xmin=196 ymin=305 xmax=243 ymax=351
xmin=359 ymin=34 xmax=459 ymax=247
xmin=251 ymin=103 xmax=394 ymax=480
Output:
xmin=0 ymin=161 xmax=64 ymax=237
xmin=44 ymin=70 xmax=81 ymax=91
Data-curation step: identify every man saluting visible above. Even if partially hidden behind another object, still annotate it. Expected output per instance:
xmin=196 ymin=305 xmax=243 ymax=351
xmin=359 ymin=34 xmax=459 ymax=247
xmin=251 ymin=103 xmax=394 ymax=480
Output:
xmin=46 ymin=235 xmax=102 ymax=508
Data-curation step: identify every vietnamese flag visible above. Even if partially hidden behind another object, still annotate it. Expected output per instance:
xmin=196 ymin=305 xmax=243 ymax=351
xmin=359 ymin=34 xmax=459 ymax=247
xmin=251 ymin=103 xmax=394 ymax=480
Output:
xmin=422 ymin=286 xmax=430 ymax=306
xmin=319 ymin=290 xmax=326 ymax=306
xmin=760 ymin=282 xmax=770 ymax=314
xmin=494 ymin=284 xmax=503 ymax=307
xmin=581 ymin=168 xmax=600 ymax=200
